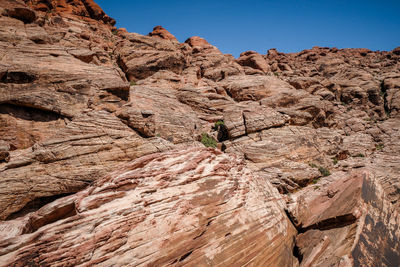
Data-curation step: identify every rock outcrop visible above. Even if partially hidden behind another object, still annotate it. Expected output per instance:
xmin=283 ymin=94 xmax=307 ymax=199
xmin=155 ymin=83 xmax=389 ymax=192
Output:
xmin=0 ymin=0 xmax=399 ymax=266
xmin=288 ymin=171 xmax=400 ymax=266
xmin=0 ymin=147 xmax=297 ymax=266
xmin=148 ymin=25 xmax=178 ymax=41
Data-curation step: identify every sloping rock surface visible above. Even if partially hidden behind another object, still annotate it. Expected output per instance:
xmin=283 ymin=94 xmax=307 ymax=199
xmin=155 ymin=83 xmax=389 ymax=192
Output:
xmin=288 ymin=171 xmax=400 ymax=267
xmin=0 ymin=0 xmax=399 ymax=266
xmin=0 ymin=147 xmax=297 ymax=266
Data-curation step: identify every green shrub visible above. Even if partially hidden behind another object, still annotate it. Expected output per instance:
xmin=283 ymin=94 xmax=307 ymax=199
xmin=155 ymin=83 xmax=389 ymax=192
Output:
xmin=312 ymin=178 xmax=320 ymax=184
xmin=309 ymin=163 xmax=317 ymax=168
xmin=201 ymin=133 xmax=217 ymax=148
xmin=318 ymin=166 xmax=331 ymax=177
xmin=354 ymin=153 xmax=365 ymax=158
xmin=213 ymin=120 xmax=224 ymax=130
xmin=376 ymin=143 xmax=384 ymax=150
xmin=130 ymin=80 xmax=136 ymax=86
xmin=332 ymin=157 xmax=338 ymax=165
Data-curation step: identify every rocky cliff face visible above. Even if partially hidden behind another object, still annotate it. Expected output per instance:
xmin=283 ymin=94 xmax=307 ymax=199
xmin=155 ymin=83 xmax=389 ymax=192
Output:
xmin=0 ymin=0 xmax=399 ymax=266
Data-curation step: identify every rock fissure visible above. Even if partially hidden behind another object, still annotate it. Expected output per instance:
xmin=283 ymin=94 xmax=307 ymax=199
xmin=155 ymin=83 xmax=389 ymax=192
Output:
xmin=380 ymin=80 xmax=391 ymax=116
xmin=302 ymin=213 xmax=358 ymax=232
xmin=6 ymin=193 xmax=75 ymax=221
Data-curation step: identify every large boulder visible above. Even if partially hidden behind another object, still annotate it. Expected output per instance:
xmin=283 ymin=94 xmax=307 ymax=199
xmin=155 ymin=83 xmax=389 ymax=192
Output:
xmin=116 ymin=32 xmax=186 ymax=81
xmin=287 ymin=171 xmax=400 ymax=266
xmin=0 ymin=111 xmax=175 ymax=220
xmin=236 ymin=51 xmax=270 ymax=73
xmin=0 ymin=147 xmax=298 ymax=266
xmin=116 ymin=85 xmax=202 ymax=143
xmin=148 ymin=25 xmax=178 ymax=41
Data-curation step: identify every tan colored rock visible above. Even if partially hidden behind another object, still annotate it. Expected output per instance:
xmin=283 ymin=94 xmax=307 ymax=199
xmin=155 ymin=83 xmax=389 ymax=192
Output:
xmin=184 ymin=37 xmax=244 ymax=81
xmin=221 ymin=75 xmax=333 ymax=127
xmin=225 ymin=126 xmax=343 ymax=193
xmin=288 ymin=171 xmax=400 ymax=266
xmin=0 ymin=147 xmax=297 ymax=266
xmin=0 ymin=140 xmax=10 ymax=163
xmin=0 ymin=39 xmax=129 ymax=119
xmin=266 ymin=46 xmax=395 ymax=119
xmin=116 ymin=32 xmax=186 ymax=81
xmin=382 ymin=74 xmax=400 ymax=116
xmin=0 ymin=111 xmax=176 ymax=220
xmin=116 ymin=85 xmax=201 ymax=143
xmin=0 ymin=0 xmax=400 ymax=265
xmin=175 ymin=86 xmax=235 ymax=120
xmin=237 ymin=50 xmax=270 ymax=73
xmin=371 ymin=118 xmax=400 ymax=210
xmin=223 ymin=102 xmax=289 ymax=138
xmin=221 ymin=75 xmax=293 ymax=101
xmin=185 ymin=36 xmax=211 ymax=48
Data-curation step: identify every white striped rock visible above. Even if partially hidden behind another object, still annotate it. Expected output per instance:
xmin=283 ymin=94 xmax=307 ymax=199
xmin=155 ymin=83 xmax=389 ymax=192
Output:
xmin=0 ymin=147 xmax=297 ymax=266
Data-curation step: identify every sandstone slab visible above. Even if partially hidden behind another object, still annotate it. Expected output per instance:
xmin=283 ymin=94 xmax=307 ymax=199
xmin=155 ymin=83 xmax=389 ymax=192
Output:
xmin=0 ymin=147 xmax=298 ymax=266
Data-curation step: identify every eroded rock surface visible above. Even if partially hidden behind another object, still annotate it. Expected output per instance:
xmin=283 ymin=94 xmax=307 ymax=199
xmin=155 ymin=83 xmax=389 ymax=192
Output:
xmin=0 ymin=148 xmax=297 ymax=266
xmin=0 ymin=0 xmax=399 ymax=266
xmin=288 ymin=171 xmax=400 ymax=266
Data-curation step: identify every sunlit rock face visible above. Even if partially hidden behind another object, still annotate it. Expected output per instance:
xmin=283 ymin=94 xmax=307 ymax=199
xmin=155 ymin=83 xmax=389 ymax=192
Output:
xmin=287 ymin=171 xmax=400 ymax=266
xmin=0 ymin=0 xmax=400 ymax=266
xmin=0 ymin=147 xmax=297 ymax=266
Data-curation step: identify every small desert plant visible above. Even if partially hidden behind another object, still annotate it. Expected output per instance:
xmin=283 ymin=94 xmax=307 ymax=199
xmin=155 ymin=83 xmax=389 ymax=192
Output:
xmin=376 ymin=143 xmax=384 ymax=150
xmin=354 ymin=153 xmax=365 ymax=158
xmin=312 ymin=178 xmax=320 ymax=184
xmin=309 ymin=162 xmax=330 ymax=177
xmin=309 ymin=163 xmax=317 ymax=168
xmin=130 ymin=80 xmax=136 ymax=86
xmin=213 ymin=120 xmax=224 ymax=130
xmin=318 ymin=166 xmax=331 ymax=177
xmin=332 ymin=157 xmax=338 ymax=165
xmin=201 ymin=133 xmax=217 ymax=148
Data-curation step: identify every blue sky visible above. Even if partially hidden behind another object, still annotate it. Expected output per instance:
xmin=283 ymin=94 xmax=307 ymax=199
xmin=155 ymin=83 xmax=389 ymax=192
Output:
xmin=96 ymin=0 xmax=400 ymax=57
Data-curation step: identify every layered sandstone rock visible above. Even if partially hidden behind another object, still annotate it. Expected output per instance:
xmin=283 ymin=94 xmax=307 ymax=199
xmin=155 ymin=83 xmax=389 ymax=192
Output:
xmin=0 ymin=0 xmax=399 ymax=265
xmin=0 ymin=110 xmax=177 ymax=220
xmin=27 ymin=0 xmax=115 ymax=25
xmin=116 ymin=31 xmax=186 ymax=81
xmin=287 ymin=171 xmax=400 ymax=266
xmin=148 ymin=25 xmax=178 ymax=41
xmin=116 ymin=85 xmax=202 ymax=143
xmin=0 ymin=147 xmax=297 ymax=266
xmin=237 ymin=51 xmax=271 ymax=74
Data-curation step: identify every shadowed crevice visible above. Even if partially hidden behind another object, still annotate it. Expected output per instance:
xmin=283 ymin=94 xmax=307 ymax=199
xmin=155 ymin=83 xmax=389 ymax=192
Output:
xmin=6 ymin=193 xmax=75 ymax=221
xmin=0 ymin=103 xmax=63 ymax=122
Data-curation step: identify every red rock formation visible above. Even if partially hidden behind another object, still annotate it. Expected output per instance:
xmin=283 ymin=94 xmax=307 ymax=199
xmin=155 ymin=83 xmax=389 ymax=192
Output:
xmin=237 ymin=50 xmax=271 ymax=73
xmin=27 ymin=0 xmax=116 ymax=25
xmin=148 ymin=25 xmax=178 ymax=41
xmin=288 ymin=171 xmax=400 ymax=266
xmin=185 ymin=36 xmax=211 ymax=47
xmin=0 ymin=147 xmax=297 ymax=266
xmin=116 ymin=31 xmax=186 ymax=81
xmin=0 ymin=0 xmax=399 ymax=265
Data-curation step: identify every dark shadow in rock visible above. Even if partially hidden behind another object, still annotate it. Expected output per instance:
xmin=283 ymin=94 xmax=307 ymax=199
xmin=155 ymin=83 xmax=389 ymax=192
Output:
xmin=0 ymin=103 xmax=62 ymax=122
